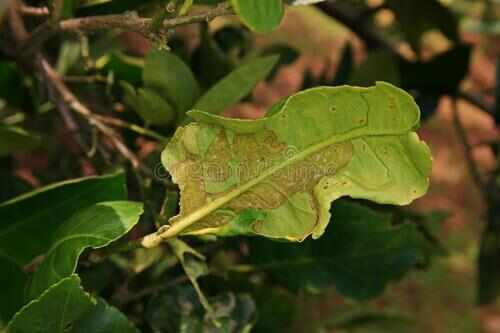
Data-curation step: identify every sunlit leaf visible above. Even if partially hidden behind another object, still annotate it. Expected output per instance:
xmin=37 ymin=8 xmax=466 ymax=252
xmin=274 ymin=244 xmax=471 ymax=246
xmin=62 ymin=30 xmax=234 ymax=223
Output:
xmin=0 ymin=172 xmax=127 ymax=266
xmin=28 ymin=201 xmax=143 ymax=300
xmin=154 ymin=82 xmax=431 ymax=242
xmin=5 ymin=275 xmax=94 ymax=333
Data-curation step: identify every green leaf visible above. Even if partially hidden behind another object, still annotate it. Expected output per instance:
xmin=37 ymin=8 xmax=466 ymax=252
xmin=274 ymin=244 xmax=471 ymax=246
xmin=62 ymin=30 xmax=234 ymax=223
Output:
xmin=144 ymin=49 xmax=200 ymax=119
xmin=5 ymin=275 xmax=94 ymax=333
xmin=231 ymin=0 xmax=285 ymax=33
xmin=70 ymin=298 xmax=139 ymax=333
xmin=167 ymin=239 xmax=214 ymax=319
xmin=99 ymin=52 xmax=143 ymax=86
xmin=0 ymin=125 xmax=41 ymax=157
xmin=0 ymin=257 xmax=26 ymax=326
xmin=155 ymin=82 xmax=431 ymax=242
xmin=121 ymin=82 xmax=176 ymax=126
xmin=0 ymin=172 xmax=127 ymax=266
xmin=247 ymin=200 xmax=427 ymax=300
xmin=194 ymin=56 xmax=279 ymax=114
xmin=28 ymin=201 xmax=143 ymax=300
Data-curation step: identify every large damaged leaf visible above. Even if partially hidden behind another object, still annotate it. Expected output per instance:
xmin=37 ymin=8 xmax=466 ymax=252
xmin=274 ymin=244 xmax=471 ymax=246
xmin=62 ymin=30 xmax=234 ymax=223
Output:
xmin=144 ymin=82 xmax=431 ymax=245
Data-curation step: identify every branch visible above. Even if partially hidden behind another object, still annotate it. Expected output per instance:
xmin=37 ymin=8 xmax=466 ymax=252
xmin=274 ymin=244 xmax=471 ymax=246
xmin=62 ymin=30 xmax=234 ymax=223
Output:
xmin=451 ymin=98 xmax=488 ymax=200
xmin=21 ymin=3 xmax=234 ymax=56
xmin=37 ymin=56 xmax=140 ymax=169
xmin=19 ymin=4 xmax=49 ymax=16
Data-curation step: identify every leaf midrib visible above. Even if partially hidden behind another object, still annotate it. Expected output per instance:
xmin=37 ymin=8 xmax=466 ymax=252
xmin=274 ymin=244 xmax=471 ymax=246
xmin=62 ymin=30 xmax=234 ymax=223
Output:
xmin=163 ymin=128 xmax=411 ymax=237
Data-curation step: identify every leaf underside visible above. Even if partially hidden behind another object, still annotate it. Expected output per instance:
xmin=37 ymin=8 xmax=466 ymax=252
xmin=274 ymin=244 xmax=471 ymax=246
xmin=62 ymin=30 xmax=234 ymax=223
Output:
xmin=162 ymin=82 xmax=432 ymax=241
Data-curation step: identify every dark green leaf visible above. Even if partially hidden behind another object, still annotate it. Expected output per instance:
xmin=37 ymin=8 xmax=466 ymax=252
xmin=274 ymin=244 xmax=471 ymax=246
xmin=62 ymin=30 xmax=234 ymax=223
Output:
xmin=28 ymin=201 xmax=143 ymax=300
xmin=194 ymin=56 xmax=279 ymax=114
xmin=0 ymin=256 xmax=26 ymax=326
xmin=143 ymin=49 xmax=200 ymax=119
xmin=71 ymin=298 xmax=139 ymax=333
xmin=121 ymin=82 xmax=176 ymax=126
xmin=100 ymin=52 xmax=143 ymax=86
xmin=5 ymin=275 xmax=94 ymax=333
xmin=0 ymin=171 xmax=127 ymax=266
xmin=247 ymin=200 xmax=426 ymax=300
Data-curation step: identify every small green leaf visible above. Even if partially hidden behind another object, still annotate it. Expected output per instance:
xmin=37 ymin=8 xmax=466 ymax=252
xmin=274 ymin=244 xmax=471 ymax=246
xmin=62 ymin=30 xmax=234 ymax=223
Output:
xmin=0 ymin=257 xmax=26 ymax=326
xmin=247 ymin=200 xmax=427 ymax=300
xmin=167 ymin=239 xmax=213 ymax=319
xmin=144 ymin=50 xmax=200 ymax=120
xmin=99 ymin=52 xmax=143 ymax=86
xmin=5 ymin=275 xmax=94 ymax=333
xmin=158 ymin=82 xmax=431 ymax=241
xmin=70 ymin=298 xmax=139 ymax=333
xmin=121 ymin=82 xmax=176 ymax=126
xmin=28 ymin=201 xmax=143 ymax=300
xmin=0 ymin=172 xmax=127 ymax=266
xmin=0 ymin=125 xmax=40 ymax=157
xmin=231 ymin=0 xmax=285 ymax=32
xmin=194 ymin=56 xmax=279 ymax=114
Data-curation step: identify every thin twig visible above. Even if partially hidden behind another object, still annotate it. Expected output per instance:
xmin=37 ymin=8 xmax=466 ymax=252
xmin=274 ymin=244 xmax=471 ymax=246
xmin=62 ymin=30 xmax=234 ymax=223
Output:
xmin=7 ymin=0 xmax=29 ymax=45
xmin=451 ymin=98 xmax=488 ymax=200
xmin=19 ymin=5 xmax=49 ymax=16
xmin=94 ymin=114 xmax=169 ymax=142
xmin=21 ymin=3 xmax=233 ymax=56
xmin=38 ymin=56 xmax=141 ymax=169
